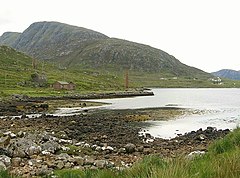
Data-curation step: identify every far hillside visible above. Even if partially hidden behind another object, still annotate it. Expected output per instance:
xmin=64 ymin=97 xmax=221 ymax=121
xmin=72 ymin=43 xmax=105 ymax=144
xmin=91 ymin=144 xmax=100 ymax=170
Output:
xmin=0 ymin=46 xmax=125 ymax=98
xmin=212 ymin=69 xmax=240 ymax=80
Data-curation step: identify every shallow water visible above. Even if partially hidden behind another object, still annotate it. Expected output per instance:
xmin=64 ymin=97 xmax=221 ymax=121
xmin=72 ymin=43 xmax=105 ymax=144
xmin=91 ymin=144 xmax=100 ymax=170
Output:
xmin=89 ymin=88 xmax=240 ymax=138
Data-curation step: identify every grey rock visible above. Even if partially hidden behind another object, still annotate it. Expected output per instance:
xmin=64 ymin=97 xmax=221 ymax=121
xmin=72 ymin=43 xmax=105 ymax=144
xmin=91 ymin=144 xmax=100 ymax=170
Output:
xmin=187 ymin=151 xmax=205 ymax=160
xmin=56 ymin=160 xmax=64 ymax=169
xmin=0 ymin=161 xmax=6 ymax=170
xmin=17 ymin=131 xmax=25 ymax=138
xmin=57 ymin=131 xmax=68 ymax=139
xmin=0 ymin=155 xmax=11 ymax=167
xmin=0 ymin=148 xmax=9 ymax=155
xmin=9 ymin=133 xmax=17 ymax=139
xmin=36 ymin=165 xmax=51 ymax=176
xmin=95 ymin=160 xmax=107 ymax=169
xmin=137 ymin=146 xmax=144 ymax=152
xmin=95 ymin=146 xmax=102 ymax=151
xmin=26 ymin=145 xmax=42 ymax=156
xmin=106 ymin=146 xmax=114 ymax=151
xmin=196 ymin=134 xmax=207 ymax=141
xmin=118 ymin=147 xmax=126 ymax=154
xmin=124 ymin=143 xmax=136 ymax=154
xmin=84 ymin=156 xmax=95 ymax=165
xmin=45 ymin=160 xmax=55 ymax=168
xmin=143 ymin=148 xmax=154 ymax=154
xmin=12 ymin=147 xmax=26 ymax=158
xmin=0 ymin=136 xmax=10 ymax=148
xmin=73 ymin=156 xmax=84 ymax=166
xmin=56 ymin=153 xmax=71 ymax=161
xmin=11 ymin=157 xmax=22 ymax=167
xmin=3 ymin=131 xmax=16 ymax=139
xmin=73 ymin=166 xmax=84 ymax=170
xmin=59 ymin=139 xmax=72 ymax=144
xmin=41 ymin=140 xmax=61 ymax=153
xmin=65 ymin=162 xmax=72 ymax=169
xmin=7 ymin=137 xmax=37 ymax=157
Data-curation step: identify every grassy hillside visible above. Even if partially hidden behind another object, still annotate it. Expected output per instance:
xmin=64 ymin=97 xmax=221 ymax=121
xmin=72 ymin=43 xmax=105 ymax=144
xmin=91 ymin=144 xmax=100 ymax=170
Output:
xmin=1 ymin=45 xmax=240 ymax=99
xmin=0 ymin=46 xmax=125 ymax=98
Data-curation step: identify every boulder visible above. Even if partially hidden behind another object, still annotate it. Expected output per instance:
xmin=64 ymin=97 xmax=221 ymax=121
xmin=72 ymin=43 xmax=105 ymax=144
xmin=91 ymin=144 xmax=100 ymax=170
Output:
xmin=7 ymin=137 xmax=38 ymax=157
xmin=0 ymin=136 xmax=10 ymax=148
xmin=84 ymin=156 xmax=95 ymax=165
xmin=41 ymin=141 xmax=61 ymax=153
xmin=12 ymin=147 xmax=27 ymax=158
xmin=0 ymin=148 xmax=9 ymax=156
xmin=143 ymin=148 xmax=154 ymax=154
xmin=17 ymin=131 xmax=25 ymax=138
xmin=137 ymin=146 xmax=144 ymax=152
xmin=95 ymin=160 xmax=108 ymax=169
xmin=56 ymin=160 xmax=64 ymax=169
xmin=35 ymin=165 xmax=51 ymax=176
xmin=11 ymin=157 xmax=22 ymax=167
xmin=73 ymin=156 xmax=84 ymax=166
xmin=0 ymin=155 xmax=11 ymax=167
xmin=124 ymin=143 xmax=136 ymax=154
xmin=0 ymin=161 xmax=6 ymax=170
xmin=196 ymin=134 xmax=207 ymax=141
xmin=26 ymin=146 xmax=42 ymax=156
xmin=118 ymin=148 xmax=126 ymax=154
xmin=56 ymin=153 xmax=71 ymax=161
xmin=187 ymin=151 xmax=205 ymax=160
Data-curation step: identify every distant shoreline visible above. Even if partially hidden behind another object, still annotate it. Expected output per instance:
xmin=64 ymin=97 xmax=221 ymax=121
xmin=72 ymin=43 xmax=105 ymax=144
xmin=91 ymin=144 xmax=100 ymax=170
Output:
xmin=26 ymin=90 xmax=154 ymax=101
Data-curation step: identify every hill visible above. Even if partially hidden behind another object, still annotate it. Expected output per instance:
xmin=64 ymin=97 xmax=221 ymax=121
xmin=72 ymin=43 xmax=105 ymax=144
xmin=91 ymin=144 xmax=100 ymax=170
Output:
xmin=0 ymin=21 xmax=108 ymax=60
xmin=0 ymin=45 xmax=125 ymax=97
xmin=0 ymin=21 xmax=211 ymax=79
xmin=212 ymin=69 xmax=240 ymax=80
xmin=0 ymin=32 xmax=21 ymax=46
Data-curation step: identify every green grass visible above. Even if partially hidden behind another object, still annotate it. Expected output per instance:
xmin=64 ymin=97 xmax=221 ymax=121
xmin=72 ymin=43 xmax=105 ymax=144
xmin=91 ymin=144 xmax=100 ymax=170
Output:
xmin=0 ymin=46 xmax=126 ymax=99
xmin=0 ymin=170 xmax=18 ymax=178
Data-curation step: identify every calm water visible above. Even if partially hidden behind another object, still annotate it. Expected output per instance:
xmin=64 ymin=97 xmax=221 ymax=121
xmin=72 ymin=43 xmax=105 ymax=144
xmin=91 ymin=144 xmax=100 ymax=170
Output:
xmin=88 ymin=88 xmax=240 ymax=139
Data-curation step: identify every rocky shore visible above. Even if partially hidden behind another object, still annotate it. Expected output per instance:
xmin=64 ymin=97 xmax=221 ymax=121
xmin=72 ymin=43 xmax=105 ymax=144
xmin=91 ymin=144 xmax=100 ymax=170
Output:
xmin=0 ymin=90 xmax=153 ymax=116
xmin=0 ymin=109 xmax=230 ymax=177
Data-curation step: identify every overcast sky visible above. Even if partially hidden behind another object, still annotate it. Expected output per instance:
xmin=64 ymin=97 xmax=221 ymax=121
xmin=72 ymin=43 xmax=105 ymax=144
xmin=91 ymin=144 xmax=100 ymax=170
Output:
xmin=0 ymin=0 xmax=239 ymax=72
